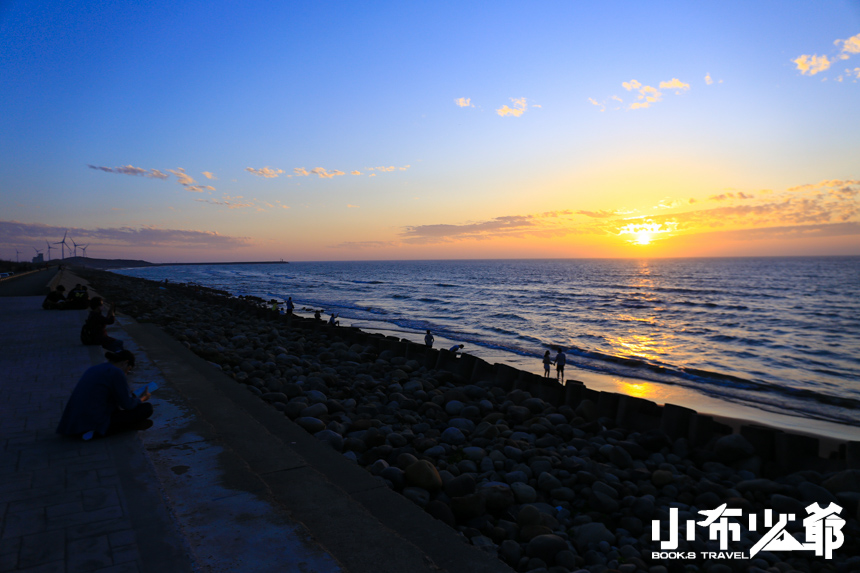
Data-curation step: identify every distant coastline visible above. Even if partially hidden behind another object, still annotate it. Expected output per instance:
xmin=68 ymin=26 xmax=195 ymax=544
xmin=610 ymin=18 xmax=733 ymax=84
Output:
xmin=55 ymin=257 xmax=288 ymax=270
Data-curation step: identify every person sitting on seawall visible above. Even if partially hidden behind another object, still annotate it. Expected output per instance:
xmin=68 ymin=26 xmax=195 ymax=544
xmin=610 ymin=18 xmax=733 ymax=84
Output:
xmin=424 ymin=330 xmax=435 ymax=348
xmin=449 ymin=344 xmax=465 ymax=355
xmin=81 ymin=297 xmax=124 ymax=352
xmin=42 ymin=285 xmax=66 ymax=310
xmin=328 ymin=312 xmax=339 ymax=326
xmin=65 ymin=284 xmax=90 ymax=309
xmin=270 ymin=299 xmax=280 ymax=313
xmin=56 ymin=350 xmax=153 ymax=441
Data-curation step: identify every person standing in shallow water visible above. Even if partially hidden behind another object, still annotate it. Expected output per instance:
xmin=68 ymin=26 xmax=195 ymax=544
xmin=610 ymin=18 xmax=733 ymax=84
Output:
xmin=424 ymin=330 xmax=434 ymax=347
xmin=555 ymin=348 xmax=567 ymax=382
xmin=57 ymin=350 xmax=153 ymax=440
xmin=543 ymin=350 xmax=553 ymax=378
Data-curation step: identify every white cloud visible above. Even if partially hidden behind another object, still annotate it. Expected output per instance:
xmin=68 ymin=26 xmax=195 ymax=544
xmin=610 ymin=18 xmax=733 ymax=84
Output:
xmin=835 ymin=33 xmax=860 ymax=56
xmin=588 ymin=98 xmax=606 ymax=112
xmin=794 ymin=54 xmax=832 ymax=75
xmin=455 ymin=97 xmax=473 ymax=107
xmin=245 ymin=167 xmax=285 ymax=178
xmin=202 ymin=171 xmax=217 ymax=180
xmin=659 ymin=78 xmax=690 ymax=93
xmin=496 ymin=97 xmax=528 ymax=117
xmin=351 ymin=170 xmax=361 ymax=175
xmin=705 ymin=73 xmax=713 ymax=85
xmin=310 ymin=168 xmax=345 ymax=179
xmin=293 ymin=167 xmax=310 ymax=176
xmin=622 ymin=79 xmax=642 ymax=91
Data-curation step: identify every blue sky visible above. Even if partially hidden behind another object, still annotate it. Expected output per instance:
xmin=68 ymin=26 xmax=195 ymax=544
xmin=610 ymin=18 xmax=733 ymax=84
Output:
xmin=1 ymin=1 xmax=859 ymax=262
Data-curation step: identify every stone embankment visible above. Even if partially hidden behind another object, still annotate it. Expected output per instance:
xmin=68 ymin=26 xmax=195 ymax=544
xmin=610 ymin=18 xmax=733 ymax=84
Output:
xmin=74 ymin=268 xmax=860 ymax=573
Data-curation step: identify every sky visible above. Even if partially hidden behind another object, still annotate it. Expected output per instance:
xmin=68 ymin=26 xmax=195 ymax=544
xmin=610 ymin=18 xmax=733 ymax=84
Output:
xmin=1 ymin=0 xmax=859 ymax=263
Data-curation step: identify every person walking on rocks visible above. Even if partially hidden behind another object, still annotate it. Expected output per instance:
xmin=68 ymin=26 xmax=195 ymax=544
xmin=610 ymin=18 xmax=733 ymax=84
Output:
xmin=424 ymin=329 xmax=434 ymax=347
xmin=555 ymin=348 xmax=566 ymax=382
xmin=57 ymin=350 xmax=154 ymax=440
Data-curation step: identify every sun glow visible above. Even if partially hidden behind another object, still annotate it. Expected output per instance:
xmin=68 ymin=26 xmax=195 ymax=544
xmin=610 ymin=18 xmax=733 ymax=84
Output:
xmin=618 ymin=220 xmax=677 ymax=246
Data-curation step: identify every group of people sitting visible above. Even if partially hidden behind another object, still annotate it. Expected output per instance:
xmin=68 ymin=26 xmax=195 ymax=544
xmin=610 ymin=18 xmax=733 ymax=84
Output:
xmin=45 ymin=281 xmax=154 ymax=441
xmin=42 ymin=283 xmax=90 ymax=310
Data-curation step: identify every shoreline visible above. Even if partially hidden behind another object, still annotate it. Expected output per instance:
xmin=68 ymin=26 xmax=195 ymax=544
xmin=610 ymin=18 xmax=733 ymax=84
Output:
xmin=302 ymin=313 xmax=859 ymax=446
xmin=67 ymin=266 xmax=860 ymax=570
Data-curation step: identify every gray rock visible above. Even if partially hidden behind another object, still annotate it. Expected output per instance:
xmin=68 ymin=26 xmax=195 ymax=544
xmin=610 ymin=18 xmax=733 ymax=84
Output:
xmin=301 ymin=402 xmax=328 ymax=418
xmin=296 ymin=417 xmax=326 ymax=433
xmin=574 ymin=522 xmax=616 ymax=552
xmin=405 ymin=460 xmax=443 ymax=490
xmin=445 ymin=473 xmax=476 ymax=498
xmin=440 ymin=427 xmax=466 ymax=445
xmin=499 ymin=539 xmax=522 ymax=566
xmin=609 ymin=445 xmax=633 ymax=469
xmin=538 ymin=472 xmax=563 ymax=491
xmin=511 ymin=482 xmax=538 ymax=503
xmin=714 ymin=433 xmax=755 ymax=463
xmin=798 ymin=481 xmax=838 ymax=506
xmin=314 ymin=429 xmax=343 ymax=451
xmin=822 ymin=469 xmax=860 ymax=494
xmin=402 ymin=486 xmax=430 ymax=507
xmin=527 ymin=534 xmax=568 ymax=564
xmin=480 ymin=481 xmax=515 ymax=510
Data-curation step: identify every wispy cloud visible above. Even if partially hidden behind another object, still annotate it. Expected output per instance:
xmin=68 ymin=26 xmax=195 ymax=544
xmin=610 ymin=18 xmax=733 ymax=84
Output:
xmin=89 ymin=164 xmax=214 ymax=192
xmin=351 ymin=170 xmax=361 ymax=175
xmin=245 ymin=167 xmax=285 ymax=178
xmin=194 ymin=194 xmax=255 ymax=209
xmin=0 ymin=220 xmax=250 ymax=249
xmin=395 ymin=179 xmax=860 ymax=246
xmin=202 ymin=171 xmax=217 ymax=180
xmin=310 ymin=168 xmax=345 ymax=178
xmin=87 ymin=164 xmax=169 ymax=179
xmin=705 ymin=73 xmax=713 ymax=85
xmin=455 ymin=97 xmax=473 ymax=108
xmin=496 ymin=97 xmax=528 ymax=117
xmin=594 ymin=77 xmax=691 ymax=111
xmin=169 ymin=168 xmax=215 ymax=193
xmin=794 ymin=33 xmax=860 ymax=79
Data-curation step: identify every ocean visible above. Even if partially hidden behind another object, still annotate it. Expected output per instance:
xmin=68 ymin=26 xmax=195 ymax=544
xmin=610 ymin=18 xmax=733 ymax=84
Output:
xmin=115 ymin=257 xmax=860 ymax=438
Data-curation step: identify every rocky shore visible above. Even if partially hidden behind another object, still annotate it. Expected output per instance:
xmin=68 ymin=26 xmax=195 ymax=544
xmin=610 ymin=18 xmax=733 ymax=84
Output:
xmin=74 ymin=267 xmax=859 ymax=573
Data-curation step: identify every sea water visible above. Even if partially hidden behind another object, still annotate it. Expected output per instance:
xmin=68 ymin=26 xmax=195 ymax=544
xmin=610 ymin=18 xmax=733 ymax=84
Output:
xmin=115 ymin=257 xmax=860 ymax=436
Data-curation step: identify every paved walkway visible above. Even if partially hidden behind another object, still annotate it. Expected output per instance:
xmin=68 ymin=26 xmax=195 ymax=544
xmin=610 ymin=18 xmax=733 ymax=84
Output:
xmin=0 ymin=270 xmax=511 ymax=573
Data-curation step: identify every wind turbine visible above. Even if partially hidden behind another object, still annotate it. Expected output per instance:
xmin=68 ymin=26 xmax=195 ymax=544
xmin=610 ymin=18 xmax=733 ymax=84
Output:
xmin=70 ymin=237 xmax=79 ymax=258
xmin=45 ymin=241 xmax=54 ymax=261
xmin=33 ymin=247 xmax=43 ymax=256
xmin=15 ymin=248 xmax=21 ymax=263
xmin=54 ymin=231 xmax=69 ymax=259
xmin=80 ymin=244 xmax=89 ymax=258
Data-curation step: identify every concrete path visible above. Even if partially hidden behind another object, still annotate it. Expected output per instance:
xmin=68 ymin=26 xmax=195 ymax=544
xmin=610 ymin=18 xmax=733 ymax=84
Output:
xmin=0 ymin=271 xmax=511 ymax=573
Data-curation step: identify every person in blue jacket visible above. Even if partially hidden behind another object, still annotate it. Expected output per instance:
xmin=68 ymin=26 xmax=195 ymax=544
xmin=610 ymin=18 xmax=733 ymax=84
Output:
xmin=57 ymin=350 xmax=153 ymax=440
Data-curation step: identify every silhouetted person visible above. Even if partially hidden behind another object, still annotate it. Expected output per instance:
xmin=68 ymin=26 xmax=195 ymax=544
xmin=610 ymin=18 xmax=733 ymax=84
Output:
xmin=424 ymin=330 xmax=434 ymax=347
xmin=81 ymin=297 xmax=123 ymax=352
xmin=66 ymin=283 xmax=90 ymax=309
xmin=57 ymin=350 xmax=153 ymax=440
xmin=449 ymin=344 xmax=464 ymax=355
xmin=286 ymin=297 xmax=294 ymax=316
xmin=42 ymin=285 xmax=66 ymax=309
xmin=543 ymin=350 xmax=553 ymax=378
xmin=555 ymin=349 xmax=566 ymax=382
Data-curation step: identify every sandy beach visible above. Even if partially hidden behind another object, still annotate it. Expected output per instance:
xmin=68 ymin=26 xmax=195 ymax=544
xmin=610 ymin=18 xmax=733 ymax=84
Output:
xmin=66 ymin=266 xmax=860 ymax=572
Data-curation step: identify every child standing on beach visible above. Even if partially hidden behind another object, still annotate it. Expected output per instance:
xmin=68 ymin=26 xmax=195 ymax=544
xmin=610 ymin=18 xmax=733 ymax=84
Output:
xmin=543 ymin=350 xmax=553 ymax=377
